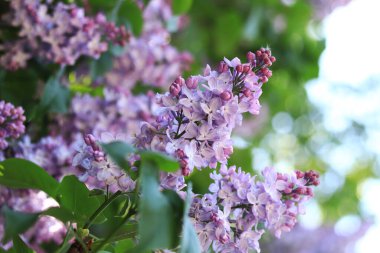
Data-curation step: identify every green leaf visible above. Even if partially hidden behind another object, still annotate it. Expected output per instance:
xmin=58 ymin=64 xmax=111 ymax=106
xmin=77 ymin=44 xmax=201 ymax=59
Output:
xmin=10 ymin=235 xmax=34 ymax=253
xmin=0 ymin=158 xmax=59 ymax=198
xmin=42 ymin=207 xmax=75 ymax=223
xmin=101 ymin=141 xmax=136 ymax=171
xmin=133 ymin=160 xmax=182 ymax=252
xmin=90 ymin=52 xmax=114 ymax=79
xmin=114 ymin=239 xmax=135 ymax=253
xmin=55 ymin=227 xmax=75 ymax=253
xmin=39 ymin=69 xmax=71 ymax=114
xmin=1 ymin=206 xmax=39 ymax=243
xmin=139 ymin=150 xmax=179 ymax=172
xmin=180 ymin=183 xmax=201 ymax=253
xmin=172 ymin=0 xmax=193 ymax=15
xmin=118 ymin=0 xmax=143 ymax=36
xmin=55 ymin=175 xmax=103 ymax=226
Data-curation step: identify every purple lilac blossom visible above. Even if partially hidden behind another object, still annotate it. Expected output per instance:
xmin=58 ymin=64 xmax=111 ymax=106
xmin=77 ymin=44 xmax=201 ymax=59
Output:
xmin=0 ymin=189 xmax=66 ymax=251
xmin=0 ymin=100 xmax=26 ymax=150
xmin=72 ymin=132 xmax=136 ymax=192
xmin=261 ymin=223 xmax=370 ymax=253
xmin=136 ymin=49 xmax=275 ymax=175
xmin=0 ymin=0 xmax=128 ymax=70
xmin=105 ymin=0 xmax=192 ymax=90
xmin=188 ymin=165 xmax=319 ymax=253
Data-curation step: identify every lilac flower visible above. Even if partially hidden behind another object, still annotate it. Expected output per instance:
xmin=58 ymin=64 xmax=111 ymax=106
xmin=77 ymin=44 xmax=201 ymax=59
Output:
xmin=0 ymin=189 xmax=66 ymax=249
xmin=104 ymin=0 xmax=192 ymax=91
xmin=72 ymin=133 xmax=136 ymax=192
xmin=0 ymin=100 xmax=26 ymax=150
xmin=188 ymin=165 xmax=319 ymax=253
xmin=0 ymin=0 xmax=128 ymax=70
xmin=136 ymin=49 xmax=275 ymax=176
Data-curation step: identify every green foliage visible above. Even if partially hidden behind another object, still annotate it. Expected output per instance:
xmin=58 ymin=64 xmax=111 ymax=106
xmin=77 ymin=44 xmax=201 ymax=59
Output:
xmin=101 ymin=141 xmax=136 ymax=170
xmin=114 ymin=239 xmax=135 ymax=253
xmin=180 ymin=184 xmax=201 ymax=253
xmin=0 ymin=158 xmax=59 ymax=198
xmin=172 ymin=0 xmax=193 ymax=15
xmin=35 ymin=69 xmax=71 ymax=115
xmin=133 ymin=159 xmax=182 ymax=252
xmin=42 ymin=207 xmax=75 ymax=224
xmin=10 ymin=236 xmax=34 ymax=253
xmin=139 ymin=150 xmax=179 ymax=172
xmin=118 ymin=0 xmax=144 ymax=36
xmin=55 ymin=175 xmax=104 ymax=226
xmin=1 ymin=206 xmax=39 ymax=243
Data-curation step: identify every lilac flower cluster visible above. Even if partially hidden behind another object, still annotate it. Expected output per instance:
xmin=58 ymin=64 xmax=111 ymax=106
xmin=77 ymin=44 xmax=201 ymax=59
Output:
xmin=15 ymin=136 xmax=72 ymax=178
xmin=72 ymin=133 xmax=136 ymax=192
xmin=189 ymin=165 xmax=319 ymax=253
xmin=136 ymin=49 xmax=275 ymax=175
xmin=0 ymin=100 xmax=26 ymax=150
xmin=0 ymin=0 xmax=128 ymax=70
xmin=105 ymin=0 xmax=192 ymax=90
xmin=65 ymin=88 xmax=156 ymax=139
xmin=0 ymin=188 xmax=66 ymax=250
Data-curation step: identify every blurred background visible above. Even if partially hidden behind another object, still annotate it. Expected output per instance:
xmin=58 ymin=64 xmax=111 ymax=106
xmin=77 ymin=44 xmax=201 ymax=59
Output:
xmin=175 ymin=0 xmax=380 ymax=252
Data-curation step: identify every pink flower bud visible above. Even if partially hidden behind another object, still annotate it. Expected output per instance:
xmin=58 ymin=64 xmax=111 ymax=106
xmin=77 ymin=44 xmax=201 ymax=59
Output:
xmin=220 ymin=91 xmax=232 ymax=101
xmin=242 ymin=88 xmax=252 ymax=98
xmin=243 ymin=65 xmax=251 ymax=73
xmin=176 ymin=149 xmax=186 ymax=158
xmin=186 ymin=77 xmax=198 ymax=89
xmin=247 ymin=51 xmax=255 ymax=62
xmin=175 ymin=76 xmax=185 ymax=86
xmin=236 ymin=64 xmax=243 ymax=73
xmin=218 ymin=61 xmax=229 ymax=73
xmin=169 ymin=82 xmax=181 ymax=96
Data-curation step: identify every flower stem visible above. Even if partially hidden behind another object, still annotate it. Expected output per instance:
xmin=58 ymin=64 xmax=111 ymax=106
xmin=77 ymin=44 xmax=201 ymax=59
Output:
xmin=92 ymin=207 xmax=137 ymax=251
xmin=83 ymin=190 xmax=123 ymax=229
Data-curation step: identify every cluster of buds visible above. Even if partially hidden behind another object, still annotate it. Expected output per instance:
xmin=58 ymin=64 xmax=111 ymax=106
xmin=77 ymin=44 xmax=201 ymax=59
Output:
xmin=83 ymin=134 xmax=105 ymax=163
xmin=252 ymin=48 xmax=276 ymax=83
xmin=175 ymin=149 xmax=190 ymax=176
xmin=169 ymin=76 xmax=185 ymax=96
xmin=0 ymin=100 xmax=26 ymax=150
xmin=277 ymin=170 xmax=320 ymax=201
xmin=94 ymin=13 xmax=130 ymax=47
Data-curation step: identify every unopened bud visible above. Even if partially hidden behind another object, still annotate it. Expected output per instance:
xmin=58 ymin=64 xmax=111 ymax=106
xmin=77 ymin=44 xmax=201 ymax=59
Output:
xmin=175 ymin=76 xmax=185 ymax=86
xmin=220 ymin=91 xmax=232 ymax=101
xmin=243 ymin=65 xmax=251 ymax=73
xmin=218 ymin=61 xmax=229 ymax=73
xmin=186 ymin=77 xmax=198 ymax=89
xmin=247 ymin=51 xmax=255 ymax=62
xmin=236 ymin=64 xmax=243 ymax=73
xmin=169 ymin=82 xmax=181 ymax=96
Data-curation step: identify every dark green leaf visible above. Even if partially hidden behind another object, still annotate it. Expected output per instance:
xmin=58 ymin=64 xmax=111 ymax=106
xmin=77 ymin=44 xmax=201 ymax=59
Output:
xmin=38 ymin=69 xmax=70 ymax=114
xmin=90 ymin=52 xmax=114 ymax=79
xmin=55 ymin=227 xmax=75 ymax=253
xmin=114 ymin=239 xmax=135 ymax=253
xmin=180 ymin=183 xmax=201 ymax=253
xmin=133 ymin=160 xmax=181 ymax=252
xmin=139 ymin=150 xmax=179 ymax=172
xmin=89 ymin=189 xmax=106 ymax=197
xmin=1 ymin=206 xmax=39 ymax=243
xmin=118 ymin=0 xmax=143 ymax=36
xmin=10 ymin=235 xmax=34 ymax=253
xmin=101 ymin=141 xmax=136 ymax=170
xmin=42 ymin=207 xmax=75 ymax=223
xmin=55 ymin=175 xmax=104 ymax=226
xmin=0 ymin=158 xmax=59 ymax=198
xmin=172 ymin=0 xmax=193 ymax=15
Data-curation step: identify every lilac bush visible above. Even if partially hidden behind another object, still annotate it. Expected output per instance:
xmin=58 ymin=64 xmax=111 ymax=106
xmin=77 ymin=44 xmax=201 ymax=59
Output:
xmin=0 ymin=1 xmax=320 ymax=253
xmin=0 ymin=100 xmax=25 ymax=150
xmin=0 ymin=0 xmax=128 ymax=70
